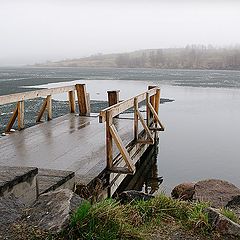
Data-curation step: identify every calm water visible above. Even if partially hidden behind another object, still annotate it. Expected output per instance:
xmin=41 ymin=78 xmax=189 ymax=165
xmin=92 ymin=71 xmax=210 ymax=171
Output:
xmin=1 ymin=67 xmax=240 ymax=193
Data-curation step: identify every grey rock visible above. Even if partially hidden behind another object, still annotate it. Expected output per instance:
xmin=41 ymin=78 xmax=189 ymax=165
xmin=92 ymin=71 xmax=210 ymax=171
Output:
xmin=206 ymin=207 xmax=240 ymax=237
xmin=171 ymin=182 xmax=195 ymax=200
xmin=118 ymin=190 xmax=154 ymax=203
xmin=0 ymin=195 xmax=25 ymax=238
xmin=226 ymin=195 xmax=240 ymax=217
xmin=193 ymin=179 xmax=240 ymax=208
xmin=26 ymin=188 xmax=84 ymax=233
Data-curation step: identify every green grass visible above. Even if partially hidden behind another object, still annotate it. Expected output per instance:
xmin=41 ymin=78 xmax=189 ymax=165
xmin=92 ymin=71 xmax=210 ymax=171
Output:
xmin=61 ymin=194 xmax=212 ymax=240
xmin=220 ymin=208 xmax=240 ymax=224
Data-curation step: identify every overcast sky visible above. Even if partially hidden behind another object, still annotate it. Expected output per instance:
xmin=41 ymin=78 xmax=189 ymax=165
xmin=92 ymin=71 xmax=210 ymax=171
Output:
xmin=0 ymin=0 xmax=240 ymax=66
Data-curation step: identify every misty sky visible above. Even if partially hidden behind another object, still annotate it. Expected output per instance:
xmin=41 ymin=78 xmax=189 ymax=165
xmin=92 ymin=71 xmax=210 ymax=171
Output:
xmin=1 ymin=0 xmax=240 ymax=66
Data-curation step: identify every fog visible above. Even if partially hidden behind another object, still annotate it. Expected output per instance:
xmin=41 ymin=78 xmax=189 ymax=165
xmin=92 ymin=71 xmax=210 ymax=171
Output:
xmin=0 ymin=0 xmax=240 ymax=66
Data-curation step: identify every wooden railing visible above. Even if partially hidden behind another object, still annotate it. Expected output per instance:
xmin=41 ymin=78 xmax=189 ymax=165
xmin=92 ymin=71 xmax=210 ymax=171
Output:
xmin=99 ymin=86 xmax=165 ymax=174
xmin=0 ymin=84 xmax=90 ymax=133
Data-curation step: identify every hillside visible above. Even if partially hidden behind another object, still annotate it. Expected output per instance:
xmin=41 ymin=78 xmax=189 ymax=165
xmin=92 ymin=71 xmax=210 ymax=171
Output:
xmin=35 ymin=45 xmax=240 ymax=70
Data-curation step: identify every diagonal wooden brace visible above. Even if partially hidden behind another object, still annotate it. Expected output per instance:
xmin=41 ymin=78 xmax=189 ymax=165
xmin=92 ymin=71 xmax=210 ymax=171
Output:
xmin=109 ymin=124 xmax=136 ymax=173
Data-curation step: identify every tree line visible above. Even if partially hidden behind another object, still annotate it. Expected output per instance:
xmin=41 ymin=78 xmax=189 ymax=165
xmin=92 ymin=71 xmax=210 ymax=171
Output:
xmin=115 ymin=45 xmax=240 ymax=70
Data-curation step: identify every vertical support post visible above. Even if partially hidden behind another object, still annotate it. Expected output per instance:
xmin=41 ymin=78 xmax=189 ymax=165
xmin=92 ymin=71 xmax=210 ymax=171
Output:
xmin=107 ymin=90 xmax=120 ymax=118
xmin=148 ymin=86 xmax=156 ymax=123
xmin=68 ymin=90 xmax=76 ymax=113
xmin=146 ymin=92 xmax=150 ymax=127
xmin=46 ymin=95 xmax=52 ymax=121
xmin=134 ymin=97 xmax=138 ymax=141
xmin=155 ymin=88 xmax=160 ymax=116
xmin=106 ymin=111 xmax=113 ymax=169
xmin=17 ymin=101 xmax=24 ymax=130
xmin=76 ymin=84 xmax=90 ymax=116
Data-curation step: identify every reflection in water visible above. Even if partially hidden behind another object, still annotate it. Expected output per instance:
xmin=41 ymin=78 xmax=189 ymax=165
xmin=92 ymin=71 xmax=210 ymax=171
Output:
xmin=115 ymin=143 xmax=163 ymax=196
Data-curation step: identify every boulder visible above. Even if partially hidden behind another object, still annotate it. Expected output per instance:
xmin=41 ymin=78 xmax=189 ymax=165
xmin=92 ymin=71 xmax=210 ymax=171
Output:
xmin=171 ymin=182 xmax=195 ymax=200
xmin=226 ymin=195 xmax=240 ymax=217
xmin=206 ymin=207 xmax=240 ymax=237
xmin=118 ymin=190 xmax=154 ymax=203
xmin=193 ymin=179 xmax=240 ymax=208
xmin=25 ymin=189 xmax=84 ymax=233
xmin=0 ymin=195 xmax=25 ymax=236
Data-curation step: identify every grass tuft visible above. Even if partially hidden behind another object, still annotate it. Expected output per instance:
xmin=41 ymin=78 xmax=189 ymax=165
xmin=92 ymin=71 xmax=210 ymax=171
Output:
xmin=220 ymin=208 xmax=240 ymax=224
xmin=61 ymin=194 xmax=214 ymax=240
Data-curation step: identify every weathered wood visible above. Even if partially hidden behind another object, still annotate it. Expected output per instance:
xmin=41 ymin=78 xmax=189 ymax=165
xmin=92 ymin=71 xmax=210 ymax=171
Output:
xmin=134 ymin=97 xmax=138 ymax=140
xmin=17 ymin=101 xmax=24 ymax=130
xmin=106 ymin=111 xmax=113 ymax=169
xmin=148 ymin=86 xmax=156 ymax=122
xmin=154 ymin=88 xmax=160 ymax=115
xmin=36 ymin=98 xmax=48 ymax=123
xmin=68 ymin=91 xmax=76 ymax=113
xmin=146 ymin=92 xmax=151 ymax=127
xmin=46 ymin=95 xmax=52 ymax=121
xmin=137 ymin=109 xmax=154 ymax=144
xmin=147 ymin=101 xmax=165 ymax=130
xmin=107 ymin=90 xmax=120 ymax=107
xmin=109 ymin=124 xmax=135 ymax=173
xmin=0 ymin=86 xmax=76 ymax=106
xmin=99 ymin=88 xmax=158 ymax=123
xmin=76 ymin=84 xmax=90 ymax=116
xmin=5 ymin=105 xmax=18 ymax=132
xmin=109 ymin=167 xmax=134 ymax=174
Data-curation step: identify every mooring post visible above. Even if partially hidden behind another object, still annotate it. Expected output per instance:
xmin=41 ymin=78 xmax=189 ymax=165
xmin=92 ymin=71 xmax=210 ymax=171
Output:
xmin=75 ymin=84 xmax=90 ymax=116
xmin=17 ymin=101 xmax=24 ymax=130
xmin=107 ymin=90 xmax=120 ymax=107
xmin=68 ymin=90 xmax=76 ymax=113
xmin=107 ymin=90 xmax=120 ymax=117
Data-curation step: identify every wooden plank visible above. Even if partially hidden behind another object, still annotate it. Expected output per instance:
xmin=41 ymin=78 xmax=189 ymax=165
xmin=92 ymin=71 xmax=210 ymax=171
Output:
xmin=0 ymin=85 xmax=76 ymax=106
xmin=68 ymin=91 xmax=76 ymax=113
xmin=17 ymin=101 xmax=24 ymax=130
xmin=46 ymin=95 xmax=52 ymax=121
xmin=5 ymin=105 xmax=18 ymax=132
xmin=106 ymin=111 xmax=113 ymax=169
xmin=109 ymin=167 xmax=134 ymax=174
xmin=134 ymin=97 xmax=138 ymax=140
xmin=36 ymin=98 xmax=48 ymax=122
xmin=99 ymin=88 xmax=158 ymax=123
xmin=76 ymin=84 xmax=90 ymax=116
xmin=137 ymin=109 xmax=154 ymax=144
xmin=109 ymin=124 xmax=135 ymax=173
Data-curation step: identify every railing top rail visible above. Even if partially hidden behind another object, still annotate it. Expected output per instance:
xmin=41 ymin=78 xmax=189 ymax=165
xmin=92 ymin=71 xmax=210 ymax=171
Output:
xmin=99 ymin=87 xmax=159 ymax=123
xmin=0 ymin=85 xmax=76 ymax=106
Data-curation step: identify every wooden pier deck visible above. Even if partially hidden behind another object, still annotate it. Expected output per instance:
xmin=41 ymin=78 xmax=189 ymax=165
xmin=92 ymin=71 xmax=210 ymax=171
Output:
xmin=0 ymin=114 xmax=136 ymax=185
xmin=0 ymin=84 xmax=164 ymax=197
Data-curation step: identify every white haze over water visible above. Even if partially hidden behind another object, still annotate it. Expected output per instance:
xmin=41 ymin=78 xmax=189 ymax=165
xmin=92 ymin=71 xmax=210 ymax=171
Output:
xmin=0 ymin=0 xmax=240 ymax=66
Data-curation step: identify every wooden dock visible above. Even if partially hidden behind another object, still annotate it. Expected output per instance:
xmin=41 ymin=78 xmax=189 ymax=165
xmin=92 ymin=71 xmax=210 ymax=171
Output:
xmin=0 ymin=84 xmax=164 ymax=198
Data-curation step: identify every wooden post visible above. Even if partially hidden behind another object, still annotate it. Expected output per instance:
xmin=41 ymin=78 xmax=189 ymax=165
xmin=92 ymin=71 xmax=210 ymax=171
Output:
xmin=106 ymin=111 xmax=113 ymax=169
xmin=134 ymin=97 xmax=138 ymax=141
xmin=75 ymin=84 xmax=90 ymax=116
xmin=148 ymin=86 xmax=156 ymax=123
xmin=155 ymin=88 xmax=160 ymax=115
xmin=107 ymin=90 xmax=120 ymax=107
xmin=146 ymin=92 xmax=150 ymax=127
xmin=107 ymin=90 xmax=120 ymax=118
xmin=46 ymin=95 xmax=52 ymax=121
xmin=68 ymin=90 xmax=76 ymax=113
xmin=17 ymin=101 xmax=24 ymax=130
